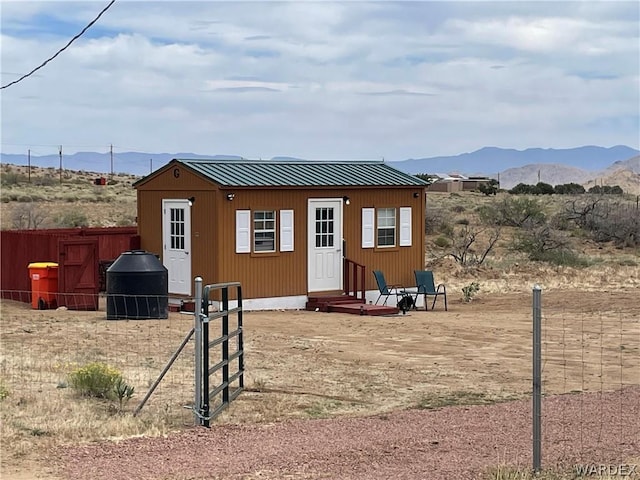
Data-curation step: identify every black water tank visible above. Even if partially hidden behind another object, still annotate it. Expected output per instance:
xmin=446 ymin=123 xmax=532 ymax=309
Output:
xmin=106 ymin=250 xmax=168 ymax=319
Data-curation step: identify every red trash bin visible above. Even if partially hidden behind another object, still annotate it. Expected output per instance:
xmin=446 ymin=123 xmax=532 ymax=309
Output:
xmin=28 ymin=262 xmax=58 ymax=309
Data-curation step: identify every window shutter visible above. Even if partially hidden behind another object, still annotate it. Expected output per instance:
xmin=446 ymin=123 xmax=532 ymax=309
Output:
xmin=399 ymin=207 xmax=412 ymax=247
xmin=280 ymin=209 xmax=294 ymax=252
xmin=362 ymin=208 xmax=375 ymax=248
xmin=236 ymin=210 xmax=250 ymax=253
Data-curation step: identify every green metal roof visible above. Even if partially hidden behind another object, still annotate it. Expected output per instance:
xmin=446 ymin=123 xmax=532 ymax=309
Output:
xmin=175 ymin=159 xmax=428 ymax=187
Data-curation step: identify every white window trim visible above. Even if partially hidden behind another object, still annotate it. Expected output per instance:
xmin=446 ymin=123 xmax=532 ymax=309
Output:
xmin=253 ymin=210 xmax=276 ymax=253
xmin=377 ymin=207 xmax=397 ymax=248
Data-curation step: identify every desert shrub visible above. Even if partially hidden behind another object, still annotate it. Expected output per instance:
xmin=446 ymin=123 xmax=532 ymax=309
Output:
xmin=0 ymin=380 xmax=9 ymax=401
xmin=448 ymin=225 xmax=501 ymax=267
xmin=451 ymin=205 xmax=466 ymax=213
xmin=1 ymin=172 xmax=27 ymax=186
xmin=478 ymin=180 xmax=499 ymax=196
xmin=54 ymin=210 xmax=89 ymax=228
xmin=478 ymin=197 xmax=546 ymax=228
xmin=532 ymin=249 xmax=590 ymax=267
xmin=17 ymin=195 xmax=34 ymax=203
xmin=511 ymin=225 xmax=588 ymax=266
xmin=433 ymin=236 xmax=450 ymax=248
xmin=588 ymin=185 xmax=624 ymax=195
xmin=462 ymin=282 xmax=480 ymax=302
xmin=425 ymin=207 xmax=451 ymax=235
xmin=456 ymin=218 xmax=470 ymax=225
xmin=34 ymin=175 xmax=56 ymax=186
xmin=509 ymin=182 xmax=555 ymax=195
xmin=116 ymin=215 xmax=137 ymax=227
xmin=581 ymin=200 xmax=639 ymax=247
xmin=113 ymin=377 xmax=135 ymax=412
xmin=68 ymin=362 xmax=122 ymax=398
xmin=554 ymin=183 xmax=585 ymax=195
xmin=533 ymin=182 xmax=554 ymax=195
xmin=562 ymin=197 xmax=639 ymax=247
xmin=11 ymin=203 xmax=48 ymax=229
xmin=512 ymin=225 xmax=567 ymax=256
xmin=414 ymin=173 xmax=438 ymax=185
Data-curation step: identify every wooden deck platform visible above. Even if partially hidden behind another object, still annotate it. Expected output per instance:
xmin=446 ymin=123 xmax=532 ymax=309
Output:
xmin=306 ymin=294 xmax=400 ymax=316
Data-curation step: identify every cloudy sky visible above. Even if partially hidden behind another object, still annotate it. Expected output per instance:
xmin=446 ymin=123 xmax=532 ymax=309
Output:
xmin=1 ymin=1 xmax=639 ymax=160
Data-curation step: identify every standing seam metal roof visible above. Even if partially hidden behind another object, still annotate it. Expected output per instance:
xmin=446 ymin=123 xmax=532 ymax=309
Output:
xmin=176 ymin=159 xmax=428 ymax=187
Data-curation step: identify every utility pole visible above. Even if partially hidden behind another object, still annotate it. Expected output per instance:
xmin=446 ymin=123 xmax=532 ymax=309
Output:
xmin=110 ymin=144 xmax=114 ymax=178
xmin=150 ymin=158 xmax=153 ymax=174
xmin=59 ymin=145 xmax=63 ymax=184
xmin=28 ymin=149 xmax=31 ymax=183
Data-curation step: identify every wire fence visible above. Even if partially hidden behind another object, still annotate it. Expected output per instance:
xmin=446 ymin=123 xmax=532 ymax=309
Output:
xmin=537 ymin=288 xmax=640 ymax=473
xmin=0 ymin=291 xmax=194 ymax=426
xmin=1 ymin=287 xmax=638 ymax=475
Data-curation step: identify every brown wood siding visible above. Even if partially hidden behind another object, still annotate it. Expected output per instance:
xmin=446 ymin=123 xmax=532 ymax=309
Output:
xmin=340 ymin=187 xmax=426 ymax=291
xmin=136 ymin=166 xmax=220 ymax=294
xmin=137 ymin=167 xmax=426 ymax=300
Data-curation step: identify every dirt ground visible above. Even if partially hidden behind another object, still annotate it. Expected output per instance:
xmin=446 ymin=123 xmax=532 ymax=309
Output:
xmin=1 ymin=287 xmax=639 ymax=480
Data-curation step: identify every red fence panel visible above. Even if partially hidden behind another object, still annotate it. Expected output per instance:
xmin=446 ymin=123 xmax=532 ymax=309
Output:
xmin=1 ymin=226 xmax=139 ymax=301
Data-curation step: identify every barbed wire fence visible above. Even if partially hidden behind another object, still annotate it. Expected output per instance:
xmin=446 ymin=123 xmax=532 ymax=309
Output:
xmin=536 ymin=287 xmax=640 ymax=473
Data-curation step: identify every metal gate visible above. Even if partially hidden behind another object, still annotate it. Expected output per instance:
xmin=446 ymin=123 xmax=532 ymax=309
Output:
xmin=194 ymin=277 xmax=244 ymax=427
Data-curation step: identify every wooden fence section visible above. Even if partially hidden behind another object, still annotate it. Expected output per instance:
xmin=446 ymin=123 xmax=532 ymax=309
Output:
xmin=1 ymin=227 xmax=140 ymax=298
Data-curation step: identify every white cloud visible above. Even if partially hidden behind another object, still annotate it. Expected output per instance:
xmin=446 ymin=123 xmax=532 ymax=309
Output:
xmin=1 ymin=1 xmax=638 ymax=159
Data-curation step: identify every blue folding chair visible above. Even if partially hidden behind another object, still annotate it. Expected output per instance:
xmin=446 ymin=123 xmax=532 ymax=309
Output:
xmin=373 ymin=270 xmax=416 ymax=310
xmin=414 ymin=270 xmax=447 ymax=311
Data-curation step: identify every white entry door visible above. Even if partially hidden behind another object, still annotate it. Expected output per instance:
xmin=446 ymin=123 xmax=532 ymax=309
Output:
xmin=162 ymin=199 xmax=192 ymax=295
xmin=307 ymin=199 xmax=343 ymax=292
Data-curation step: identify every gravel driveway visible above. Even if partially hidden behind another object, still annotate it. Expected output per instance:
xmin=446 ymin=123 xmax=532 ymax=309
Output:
xmin=57 ymin=389 xmax=639 ymax=480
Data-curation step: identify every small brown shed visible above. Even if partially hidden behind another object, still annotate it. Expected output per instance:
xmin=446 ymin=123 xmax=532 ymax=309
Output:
xmin=134 ymin=159 xmax=429 ymax=309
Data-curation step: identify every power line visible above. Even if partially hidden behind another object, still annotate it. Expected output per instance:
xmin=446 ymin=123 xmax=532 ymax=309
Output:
xmin=1 ymin=0 xmax=117 ymax=90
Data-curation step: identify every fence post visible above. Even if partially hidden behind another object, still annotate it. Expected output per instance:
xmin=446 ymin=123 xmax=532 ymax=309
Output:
xmin=194 ymin=276 xmax=203 ymax=426
xmin=532 ymin=284 xmax=542 ymax=472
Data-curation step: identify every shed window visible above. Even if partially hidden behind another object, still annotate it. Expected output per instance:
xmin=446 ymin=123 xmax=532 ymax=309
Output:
xmin=377 ymin=208 xmax=396 ymax=247
xmin=253 ymin=210 xmax=276 ymax=252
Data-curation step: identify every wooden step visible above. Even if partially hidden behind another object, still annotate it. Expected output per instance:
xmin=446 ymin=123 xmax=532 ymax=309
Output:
xmin=327 ymin=303 xmax=399 ymax=316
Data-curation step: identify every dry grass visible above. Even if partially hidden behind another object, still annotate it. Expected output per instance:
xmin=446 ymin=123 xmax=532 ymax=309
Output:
xmin=1 ymin=165 xmax=639 ymax=478
xmin=0 ymin=164 xmax=137 ymax=229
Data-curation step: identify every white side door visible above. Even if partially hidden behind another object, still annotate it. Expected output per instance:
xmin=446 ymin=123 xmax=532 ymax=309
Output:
xmin=307 ymin=199 xmax=343 ymax=292
xmin=162 ymin=199 xmax=191 ymax=295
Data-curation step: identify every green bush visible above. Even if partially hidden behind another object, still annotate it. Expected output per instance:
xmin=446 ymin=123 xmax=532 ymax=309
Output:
xmin=54 ymin=210 xmax=89 ymax=227
xmin=68 ymin=362 xmax=122 ymax=398
xmin=433 ymin=236 xmax=450 ymax=248
xmin=0 ymin=380 xmax=9 ymax=401
xmin=478 ymin=197 xmax=546 ymax=228
xmin=462 ymin=282 xmax=480 ymax=302
xmin=554 ymin=183 xmax=585 ymax=194
xmin=1 ymin=172 xmax=27 ymax=186
xmin=530 ymin=249 xmax=590 ymax=267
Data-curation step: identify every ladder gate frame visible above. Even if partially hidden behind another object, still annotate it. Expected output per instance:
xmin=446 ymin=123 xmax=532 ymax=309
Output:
xmin=194 ymin=277 xmax=244 ymax=427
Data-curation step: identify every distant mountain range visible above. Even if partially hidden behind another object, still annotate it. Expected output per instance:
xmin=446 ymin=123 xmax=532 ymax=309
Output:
xmin=2 ymin=145 xmax=639 ymax=191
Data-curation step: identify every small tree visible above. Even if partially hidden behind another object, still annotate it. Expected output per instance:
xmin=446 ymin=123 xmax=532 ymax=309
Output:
xmin=509 ymin=183 xmax=535 ymax=195
xmin=478 ymin=197 xmax=546 ymax=228
xmin=478 ymin=179 xmax=499 ymax=196
xmin=533 ymin=182 xmax=554 ymax=195
xmin=554 ymin=183 xmax=585 ymax=195
xmin=448 ymin=225 xmax=501 ymax=267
